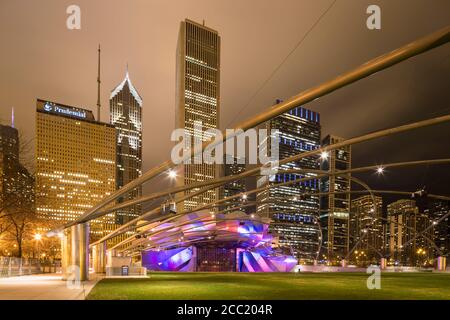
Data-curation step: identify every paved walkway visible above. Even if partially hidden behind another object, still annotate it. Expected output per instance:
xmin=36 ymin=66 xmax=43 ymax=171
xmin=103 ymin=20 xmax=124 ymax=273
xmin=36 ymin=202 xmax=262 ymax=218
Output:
xmin=0 ymin=273 xmax=102 ymax=300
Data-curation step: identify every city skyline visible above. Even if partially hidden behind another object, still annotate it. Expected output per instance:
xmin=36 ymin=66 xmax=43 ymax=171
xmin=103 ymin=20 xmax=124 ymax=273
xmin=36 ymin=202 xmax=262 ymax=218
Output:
xmin=1 ymin=1 xmax=449 ymax=203
xmin=0 ymin=1 xmax=449 ymax=303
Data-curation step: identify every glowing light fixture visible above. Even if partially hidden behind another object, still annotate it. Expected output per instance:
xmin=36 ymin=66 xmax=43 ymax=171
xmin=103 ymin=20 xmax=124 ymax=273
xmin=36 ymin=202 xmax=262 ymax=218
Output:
xmin=320 ymin=151 xmax=329 ymax=161
xmin=168 ymin=170 xmax=177 ymax=179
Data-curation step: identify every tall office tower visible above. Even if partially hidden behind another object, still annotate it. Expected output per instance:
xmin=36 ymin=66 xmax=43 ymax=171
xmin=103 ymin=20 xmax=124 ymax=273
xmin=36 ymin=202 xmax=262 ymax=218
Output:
xmin=35 ymin=99 xmax=116 ymax=241
xmin=350 ymin=195 xmax=383 ymax=265
xmin=426 ymin=200 xmax=450 ymax=257
xmin=257 ymin=102 xmax=321 ymax=263
xmin=221 ymin=155 xmax=246 ymax=213
xmin=175 ymin=19 xmax=221 ymax=213
xmin=320 ymin=135 xmax=351 ymax=264
xmin=110 ymin=70 xmax=143 ymax=224
xmin=387 ymin=199 xmax=433 ymax=266
xmin=0 ymin=124 xmax=19 ymax=161
xmin=0 ymin=124 xmax=34 ymax=212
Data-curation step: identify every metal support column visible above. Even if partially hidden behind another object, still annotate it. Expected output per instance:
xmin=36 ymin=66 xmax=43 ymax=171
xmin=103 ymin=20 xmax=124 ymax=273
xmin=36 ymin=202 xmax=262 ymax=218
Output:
xmin=93 ymin=242 xmax=106 ymax=274
xmin=70 ymin=223 xmax=89 ymax=281
xmin=380 ymin=257 xmax=387 ymax=270
xmin=61 ymin=230 xmax=71 ymax=280
xmin=437 ymin=256 xmax=447 ymax=271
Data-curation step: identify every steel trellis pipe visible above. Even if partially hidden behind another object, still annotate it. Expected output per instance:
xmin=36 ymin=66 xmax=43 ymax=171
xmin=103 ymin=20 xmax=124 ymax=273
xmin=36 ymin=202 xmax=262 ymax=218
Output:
xmin=56 ymin=26 xmax=450 ymax=231
xmin=91 ymin=160 xmax=450 ymax=246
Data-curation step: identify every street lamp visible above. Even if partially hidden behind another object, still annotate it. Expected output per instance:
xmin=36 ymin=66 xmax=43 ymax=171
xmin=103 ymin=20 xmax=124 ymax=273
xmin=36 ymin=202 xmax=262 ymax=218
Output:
xmin=376 ymin=166 xmax=385 ymax=175
xmin=320 ymin=151 xmax=329 ymax=161
xmin=168 ymin=170 xmax=177 ymax=179
xmin=34 ymin=233 xmax=42 ymax=260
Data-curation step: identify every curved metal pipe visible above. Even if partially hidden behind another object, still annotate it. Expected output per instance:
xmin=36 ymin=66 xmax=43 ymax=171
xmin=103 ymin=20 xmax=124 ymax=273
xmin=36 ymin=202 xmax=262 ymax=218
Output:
xmin=58 ymin=26 xmax=450 ymax=230
xmin=92 ymin=160 xmax=450 ymax=246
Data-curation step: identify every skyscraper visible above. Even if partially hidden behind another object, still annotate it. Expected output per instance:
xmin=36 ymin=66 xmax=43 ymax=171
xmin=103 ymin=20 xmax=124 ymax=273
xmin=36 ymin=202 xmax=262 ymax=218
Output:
xmin=387 ymin=199 xmax=433 ymax=266
xmin=221 ymin=155 xmax=246 ymax=213
xmin=426 ymin=200 xmax=450 ymax=257
xmin=0 ymin=124 xmax=34 ymax=213
xmin=110 ymin=70 xmax=143 ymax=224
xmin=350 ymin=195 xmax=383 ymax=265
xmin=320 ymin=135 xmax=351 ymax=264
xmin=35 ymin=99 xmax=116 ymax=241
xmin=257 ymin=102 xmax=321 ymax=263
xmin=175 ymin=19 xmax=221 ymax=212
xmin=0 ymin=124 xmax=19 ymax=162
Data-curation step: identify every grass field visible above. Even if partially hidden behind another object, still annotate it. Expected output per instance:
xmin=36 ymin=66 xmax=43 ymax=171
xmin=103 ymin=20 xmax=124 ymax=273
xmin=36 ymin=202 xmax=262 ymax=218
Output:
xmin=86 ymin=272 xmax=450 ymax=300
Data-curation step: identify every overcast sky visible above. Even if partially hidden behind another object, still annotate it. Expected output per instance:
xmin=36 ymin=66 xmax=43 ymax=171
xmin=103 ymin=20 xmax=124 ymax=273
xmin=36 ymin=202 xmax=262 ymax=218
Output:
xmin=1 ymin=0 xmax=449 ymax=206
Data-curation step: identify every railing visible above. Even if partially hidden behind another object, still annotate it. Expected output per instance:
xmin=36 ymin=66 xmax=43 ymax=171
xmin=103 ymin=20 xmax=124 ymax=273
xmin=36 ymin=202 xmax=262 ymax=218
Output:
xmin=106 ymin=266 xmax=146 ymax=277
xmin=0 ymin=257 xmax=61 ymax=278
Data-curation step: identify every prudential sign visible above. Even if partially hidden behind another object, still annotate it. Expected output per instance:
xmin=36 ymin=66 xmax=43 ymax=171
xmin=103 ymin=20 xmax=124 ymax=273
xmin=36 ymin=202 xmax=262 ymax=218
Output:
xmin=43 ymin=102 xmax=87 ymax=119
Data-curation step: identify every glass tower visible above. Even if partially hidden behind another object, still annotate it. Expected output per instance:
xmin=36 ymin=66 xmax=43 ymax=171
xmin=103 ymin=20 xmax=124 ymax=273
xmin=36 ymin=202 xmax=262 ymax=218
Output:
xmin=175 ymin=19 xmax=220 ymax=212
xmin=110 ymin=70 xmax=143 ymax=224
xmin=257 ymin=101 xmax=321 ymax=263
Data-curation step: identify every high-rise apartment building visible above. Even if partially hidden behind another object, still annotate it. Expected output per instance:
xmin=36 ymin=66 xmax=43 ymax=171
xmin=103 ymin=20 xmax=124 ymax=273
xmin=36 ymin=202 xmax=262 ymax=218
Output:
xmin=350 ymin=195 xmax=383 ymax=265
xmin=426 ymin=200 xmax=450 ymax=257
xmin=320 ymin=135 xmax=351 ymax=264
xmin=387 ymin=199 xmax=433 ymax=266
xmin=35 ymin=99 xmax=116 ymax=241
xmin=175 ymin=19 xmax=221 ymax=213
xmin=110 ymin=70 xmax=143 ymax=224
xmin=257 ymin=102 xmax=321 ymax=263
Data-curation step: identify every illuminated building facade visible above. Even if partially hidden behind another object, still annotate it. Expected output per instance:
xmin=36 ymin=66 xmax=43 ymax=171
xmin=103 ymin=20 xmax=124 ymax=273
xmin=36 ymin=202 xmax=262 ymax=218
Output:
xmin=426 ymin=200 xmax=450 ymax=257
xmin=387 ymin=199 xmax=433 ymax=266
xmin=350 ymin=195 xmax=383 ymax=265
xmin=320 ymin=135 xmax=351 ymax=264
xmin=175 ymin=19 xmax=220 ymax=212
xmin=257 ymin=101 xmax=321 ymax=263
xmin=221 ymin=155 xmax=246 ymax=213
xmin=0 ymin=124 xmax=19 ymax=162
xmin=0 ymin=124 xmax=34 ymax=212
xmin=110 ymin=70 xmax=143 ymax=224
xmin=35 ymin=99 xmax=116 ymax=241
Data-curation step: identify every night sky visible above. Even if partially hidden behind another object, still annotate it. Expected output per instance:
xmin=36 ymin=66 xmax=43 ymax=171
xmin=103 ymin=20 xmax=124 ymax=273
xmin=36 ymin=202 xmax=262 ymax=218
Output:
xmin=1 ymin=0 xmax=449 ymax=211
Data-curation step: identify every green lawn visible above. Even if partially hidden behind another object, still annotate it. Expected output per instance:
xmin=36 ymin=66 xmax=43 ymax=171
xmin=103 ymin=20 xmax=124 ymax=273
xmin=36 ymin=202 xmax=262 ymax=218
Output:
xmin=87 ymin=272 xmax=450 ymax=300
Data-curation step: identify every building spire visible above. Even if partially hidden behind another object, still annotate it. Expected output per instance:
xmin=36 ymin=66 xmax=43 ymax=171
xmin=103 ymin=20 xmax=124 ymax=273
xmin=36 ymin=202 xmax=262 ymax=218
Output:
xmin=97 ymin=44 xmax=101 ymax=122
xmin=11 ymin=107 xmax=14 ymax=128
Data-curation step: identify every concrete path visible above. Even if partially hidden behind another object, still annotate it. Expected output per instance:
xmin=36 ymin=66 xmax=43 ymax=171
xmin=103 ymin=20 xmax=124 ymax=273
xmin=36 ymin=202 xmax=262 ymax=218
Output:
xmin=0 ymin=273 xmax=102 ymax=300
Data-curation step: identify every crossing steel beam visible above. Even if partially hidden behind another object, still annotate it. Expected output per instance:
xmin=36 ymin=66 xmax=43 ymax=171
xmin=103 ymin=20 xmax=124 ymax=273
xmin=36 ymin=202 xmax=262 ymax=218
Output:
xmin=54 ymin=25 xmax=450 ymax=232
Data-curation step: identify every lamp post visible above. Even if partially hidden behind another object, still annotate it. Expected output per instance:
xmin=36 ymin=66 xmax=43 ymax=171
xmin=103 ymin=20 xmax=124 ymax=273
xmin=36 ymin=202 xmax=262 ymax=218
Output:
xmin=34 ymin=233 xmax=42 ymax=261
